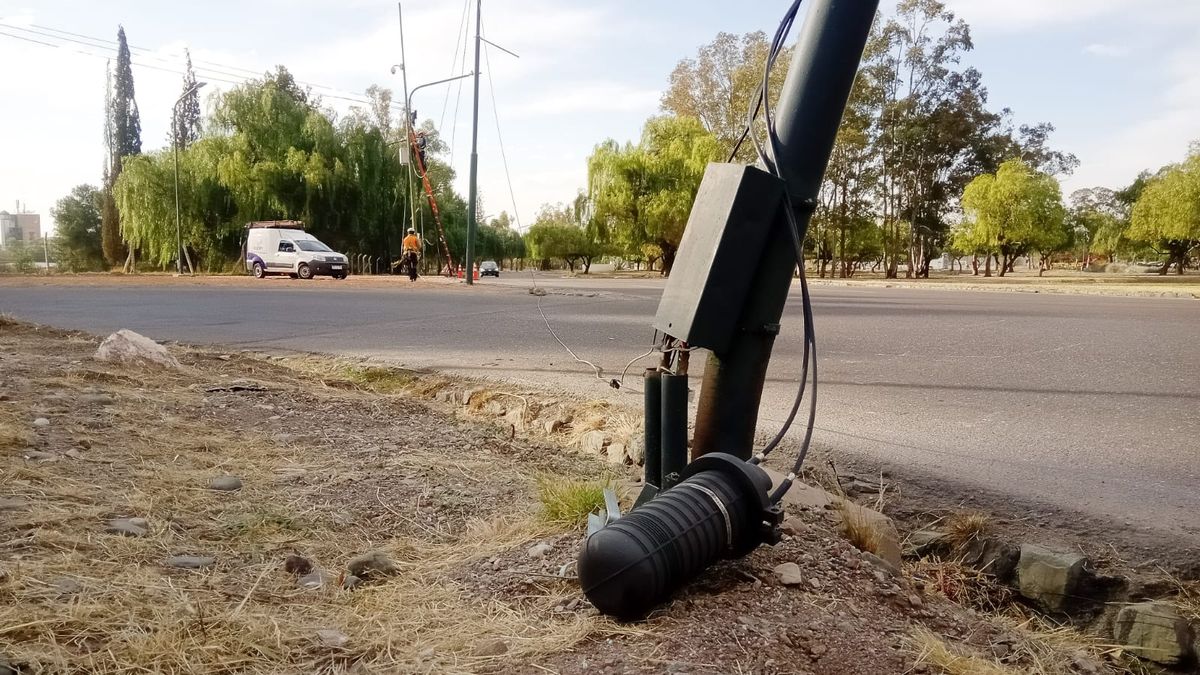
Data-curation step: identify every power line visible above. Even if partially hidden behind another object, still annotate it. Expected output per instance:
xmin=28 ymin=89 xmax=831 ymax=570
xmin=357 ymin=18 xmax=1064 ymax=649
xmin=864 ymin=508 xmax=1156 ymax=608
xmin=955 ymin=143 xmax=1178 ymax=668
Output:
xmin=0 ymin=21 xmax=389 ymax=109
xmin=481 ymin=30 xmax=522 ymax=231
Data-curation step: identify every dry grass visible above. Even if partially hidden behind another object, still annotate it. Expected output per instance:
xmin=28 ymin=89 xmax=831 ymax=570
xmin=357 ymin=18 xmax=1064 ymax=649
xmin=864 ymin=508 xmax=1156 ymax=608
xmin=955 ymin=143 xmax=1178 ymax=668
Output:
xmin=1160 ymin=570 xmax=1200 ymax=623
xmin=907 ymin=558 xmax=1013 ymax=612
xmin=341 ymin=364 xmax=418 ymax=392
xmin=0 ymin=322 xmax=638 ymax=674
xmin=835 ymin=500 xmax=883 ymax=556
xmin=0 ymin=418 xmax=31 ymax=452
xmin=944 ymin=511 xmax=992 ymax=548
xmin=908 ymin=627 xmax=1015 ymax=675
xmin=536 ymin=474 xmax=612 ymax=528
xmin=990 ymin=610 xmax=1144 ymax=675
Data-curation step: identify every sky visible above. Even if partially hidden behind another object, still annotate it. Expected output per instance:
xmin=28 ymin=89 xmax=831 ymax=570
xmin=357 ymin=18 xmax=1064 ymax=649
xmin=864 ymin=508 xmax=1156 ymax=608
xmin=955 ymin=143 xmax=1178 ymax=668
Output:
xmin=1 ymin=0 xmax=1198 ymax=234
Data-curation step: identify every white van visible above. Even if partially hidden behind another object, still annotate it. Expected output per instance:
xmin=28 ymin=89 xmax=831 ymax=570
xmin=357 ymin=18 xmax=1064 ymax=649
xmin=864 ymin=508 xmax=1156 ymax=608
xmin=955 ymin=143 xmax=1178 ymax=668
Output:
xmin=243 ymin=221 xmax=349 ymax=280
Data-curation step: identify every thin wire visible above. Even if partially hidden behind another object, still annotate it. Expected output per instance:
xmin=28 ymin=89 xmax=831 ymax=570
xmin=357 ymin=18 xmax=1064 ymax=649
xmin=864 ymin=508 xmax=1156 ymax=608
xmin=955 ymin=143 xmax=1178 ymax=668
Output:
xmin=481 ymin=31 xmax=522 ymax=230
xmin=439 ymin=0 xmax=472 ymax=131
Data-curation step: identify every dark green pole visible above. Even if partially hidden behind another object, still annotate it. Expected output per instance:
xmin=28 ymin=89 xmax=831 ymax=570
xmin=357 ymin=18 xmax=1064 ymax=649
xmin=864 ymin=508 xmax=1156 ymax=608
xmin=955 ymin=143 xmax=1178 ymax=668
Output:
xmin=465 ymin=0 xmax=481 ymax=284
xmin=692 ymin=0 xmax=879 ymax=460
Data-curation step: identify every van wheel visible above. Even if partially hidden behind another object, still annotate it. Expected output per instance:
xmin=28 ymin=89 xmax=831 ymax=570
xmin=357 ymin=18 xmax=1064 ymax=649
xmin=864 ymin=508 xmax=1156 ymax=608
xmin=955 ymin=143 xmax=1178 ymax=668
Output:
xmin=297 ymin=263 xmax=313 ymax=280
xmin=252 ymin=262 xmax=266 ymax=279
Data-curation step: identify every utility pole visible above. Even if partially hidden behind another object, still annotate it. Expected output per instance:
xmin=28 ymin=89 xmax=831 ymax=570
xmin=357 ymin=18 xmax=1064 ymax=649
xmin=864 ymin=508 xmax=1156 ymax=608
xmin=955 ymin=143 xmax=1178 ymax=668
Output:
xmin=465 ymin=0 xmax=482 ymax=285
xmin=43 ymin=233 xmax=50 ymax=275
xmin=396 ymin=3 xmax=413 ymax=261
xmin=172 ymin=81 xmax=205 ymax=276
xmin=692 ymin=0 xmax=879 ymax=459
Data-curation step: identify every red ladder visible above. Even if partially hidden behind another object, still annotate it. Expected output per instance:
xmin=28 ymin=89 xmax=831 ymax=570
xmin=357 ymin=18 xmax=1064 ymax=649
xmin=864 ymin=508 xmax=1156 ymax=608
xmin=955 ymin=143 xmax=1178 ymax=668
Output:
xmin=409 ymin=128 xmax=455 ymax=276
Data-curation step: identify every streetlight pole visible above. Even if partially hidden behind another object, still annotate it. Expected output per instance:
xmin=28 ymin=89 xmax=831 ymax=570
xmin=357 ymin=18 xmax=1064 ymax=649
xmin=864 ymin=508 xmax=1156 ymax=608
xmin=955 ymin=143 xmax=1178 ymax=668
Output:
xmin=465 ymin=0 xmax=482 ymax=285
xmin=173 ymin=80 xmax=205 ymax=276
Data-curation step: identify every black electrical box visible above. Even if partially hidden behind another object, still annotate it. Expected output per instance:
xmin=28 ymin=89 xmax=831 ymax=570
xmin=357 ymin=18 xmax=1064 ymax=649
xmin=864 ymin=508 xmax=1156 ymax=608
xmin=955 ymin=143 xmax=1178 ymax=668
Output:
xmin=653 ymin=163 xmax=785 ymax=353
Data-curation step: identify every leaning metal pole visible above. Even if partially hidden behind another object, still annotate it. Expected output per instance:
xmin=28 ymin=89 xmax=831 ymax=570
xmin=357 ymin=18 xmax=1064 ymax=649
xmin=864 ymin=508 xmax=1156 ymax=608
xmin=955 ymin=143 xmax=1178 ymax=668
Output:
xmin=692 ymin=0 xmax=879 ymax=460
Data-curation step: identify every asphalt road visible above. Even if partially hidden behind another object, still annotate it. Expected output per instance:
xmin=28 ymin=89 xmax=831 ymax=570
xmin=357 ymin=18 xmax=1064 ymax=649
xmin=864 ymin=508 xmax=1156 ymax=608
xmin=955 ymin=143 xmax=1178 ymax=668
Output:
xmin=3 ymin=275 xmax=1198 ymax=541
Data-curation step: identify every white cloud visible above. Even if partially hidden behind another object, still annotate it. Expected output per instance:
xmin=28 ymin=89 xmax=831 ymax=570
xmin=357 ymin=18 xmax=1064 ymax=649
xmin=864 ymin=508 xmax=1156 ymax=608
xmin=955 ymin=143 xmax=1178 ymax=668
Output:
xmin=1082 ymin=43 xmax=1130 ymax=57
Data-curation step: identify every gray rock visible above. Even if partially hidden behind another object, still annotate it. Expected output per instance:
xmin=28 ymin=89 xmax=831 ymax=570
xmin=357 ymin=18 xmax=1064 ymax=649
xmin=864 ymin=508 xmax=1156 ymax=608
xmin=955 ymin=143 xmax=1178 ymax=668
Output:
xmin=315 ymin=628 xmax=349 ymax=648
xmin=904 ymin=530 xmax=949 ymax=558
xmin=861 ymin=551 xmax=900 ymax=578
xmin=341 ymin=574 xmax=363 ymax=590
xmin=32 ymin=417 xmax=50 ymax=428
xmin=347 ymin=551 xmax=398 ymax=579
xmin=1016 ymin=544 xmax=1086 ymax=612
xmin=164 ymin=555 xmax=216 ymax=569
xmin=473 ymin=638 xmax=509 ymax=657
xmin=1113 ymin=601 xmax=1193 ymax=665
xmin=773 ymin=562 xmax=804 ymax=586
xmin=298 ymin=570 xmax=331 ymax=590
xmin=94 ymin=329 xmax=182 ymax=369
xmin=781 ymin=517 xmax=811 ymax=537
xmin=527 ymin=542 xmax=553 ymax=559
xmin=106 ymin=518 xmax=148 ymax=537
xmin=624 ymin=435 xmax=645 ymax=465
xmin=208 ymin=476 xmax=243 ymax=491
xmin=960 ymin=536 xmax=1020 ymax=583
xmin=580 ymin=430 xmax=609 ymax=455
xmin=52 ymin=576 xmax=82 ymax=595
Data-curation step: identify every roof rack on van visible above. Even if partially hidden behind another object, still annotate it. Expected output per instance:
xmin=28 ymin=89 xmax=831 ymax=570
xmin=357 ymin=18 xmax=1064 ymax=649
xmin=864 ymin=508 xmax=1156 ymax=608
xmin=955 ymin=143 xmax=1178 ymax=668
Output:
xmin=246 ymin=220 xmax=305 ymax=229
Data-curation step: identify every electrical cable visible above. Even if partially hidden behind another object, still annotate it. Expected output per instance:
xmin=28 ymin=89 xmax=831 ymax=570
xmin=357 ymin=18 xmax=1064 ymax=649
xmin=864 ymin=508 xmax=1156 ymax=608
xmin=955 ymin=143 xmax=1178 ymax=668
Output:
xmin=439 ymin=0 xmax=472 ymax=133
xmin=723 ymin=0 xmax=820 ymax=502
xmin=480 ymin=29 xmax=522 ymax=231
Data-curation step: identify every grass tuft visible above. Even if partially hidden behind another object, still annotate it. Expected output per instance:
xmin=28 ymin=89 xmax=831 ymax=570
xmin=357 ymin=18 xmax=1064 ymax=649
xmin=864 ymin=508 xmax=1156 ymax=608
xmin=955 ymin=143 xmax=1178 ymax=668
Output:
xmin=908 ymin=627 xmax=1014 ymax=675
xmin=536 ymin=474 xmax=611 ymax=528
xmin=342 ymin=365 xmax=418 ymax=392
xmin=944 ymin=511 xmax=992 ymax=548
xmin=907 ymin=558 xmax=1012 ymax=612
xmin=836 ymin=501 xmax=883 ymax=556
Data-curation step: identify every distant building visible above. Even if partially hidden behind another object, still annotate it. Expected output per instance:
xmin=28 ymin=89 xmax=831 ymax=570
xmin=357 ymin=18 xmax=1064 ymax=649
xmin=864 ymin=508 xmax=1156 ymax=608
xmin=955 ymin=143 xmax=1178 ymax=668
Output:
xmin=0 ymin=211 xmax=41 ymax=248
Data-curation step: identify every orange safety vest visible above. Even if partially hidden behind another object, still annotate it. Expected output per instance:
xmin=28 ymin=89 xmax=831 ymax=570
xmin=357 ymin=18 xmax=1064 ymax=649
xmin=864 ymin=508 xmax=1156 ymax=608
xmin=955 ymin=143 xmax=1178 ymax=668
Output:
xmin=403 ymin=234 xmax=420 ymax=252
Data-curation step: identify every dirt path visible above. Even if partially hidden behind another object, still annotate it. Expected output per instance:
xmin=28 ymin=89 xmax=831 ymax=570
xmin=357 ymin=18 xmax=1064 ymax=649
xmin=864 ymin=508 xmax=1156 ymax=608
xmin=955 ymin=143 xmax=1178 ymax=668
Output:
xmin=0 ymin=321 xmax=1135 ymax=674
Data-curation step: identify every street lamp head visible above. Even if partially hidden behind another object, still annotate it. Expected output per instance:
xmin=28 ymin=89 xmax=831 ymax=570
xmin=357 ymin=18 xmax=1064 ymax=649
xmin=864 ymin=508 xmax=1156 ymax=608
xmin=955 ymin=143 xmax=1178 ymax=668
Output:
xmin=390 ymin=64 xmax=403 ymax=75
xmin=195 ymin=81 xmax=207 ymax=91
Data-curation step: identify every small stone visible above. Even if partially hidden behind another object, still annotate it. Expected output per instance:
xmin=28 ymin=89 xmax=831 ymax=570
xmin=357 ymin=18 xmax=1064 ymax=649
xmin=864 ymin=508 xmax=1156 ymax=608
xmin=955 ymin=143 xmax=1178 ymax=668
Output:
xmin=164 ymin=555 xmax=216 ymax=569
xmin=284 ymin=554 xmax=313 ymax=576
xmin=566 ymin=597 xmax=582 ymax=611
xmin=316 ymin=628 xmax=349 ymax=648
xmin=908 ymin=594 xmax=924 ymax=609
xmin=781 ymin=517 xmax=811 ymax=537
xmin=22 ymin=449 xmax=57 ymax=462
xmin=808 ymin=577 xmax=823 ymax=590
xmin=208 ymin=476 xmax=243 ymax=491
xmin=809 ymin=644 xmax=827 ymax=658
xmin=347 ymin=551 xmax=398 ymax=579
xmin=472 ymin=638 xmax=509 ymax=657
xmin=580 ymin=430 xmax=609 ymax=455
xmin=106 ymin=518 xmax=148 ymax=537
xmin=298 ymin=570 xmax=330 ymax=589
xmin=606 ymin=443 xmax=627 ymax=465
xmin=905 ymin=530 xmax=950 ymax=558
xmin=341 ymin=574 xmax=363 ymax=590
xmin=624 ymin=435 xmax=645 ymax=465
xmin=527 ymin=542 xmax=553 ymax=559
xmin=52 ymin=577 xmax=82 ymax=595
xmin=128 ymin=517 xmax=149 ymax=528
xmin=64 ymin=449 xmax=82 ymax=459
xmin=94 ymin=329 xmax=182 ymax=369
xmin=32 ymin=417 xmax=50 ymax=428
xmin=773 ymin=562 xmax=804 ymax=586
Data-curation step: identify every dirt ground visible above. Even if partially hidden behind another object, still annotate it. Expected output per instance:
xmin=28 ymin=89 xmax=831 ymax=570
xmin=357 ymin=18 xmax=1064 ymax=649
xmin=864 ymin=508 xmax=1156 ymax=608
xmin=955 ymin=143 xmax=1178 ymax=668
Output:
xmin=0 ymin=319 xmax=1143 ymax=674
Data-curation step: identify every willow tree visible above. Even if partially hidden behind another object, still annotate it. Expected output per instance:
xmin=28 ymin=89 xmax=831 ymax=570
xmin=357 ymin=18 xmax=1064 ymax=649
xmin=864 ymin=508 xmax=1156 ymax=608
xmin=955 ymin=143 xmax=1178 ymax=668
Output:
xmin=958 ymin=159 xmax=1065 ymax=276
xmin=588 ymin=116 xmax=720 ymax=275
xmin=1130 ymin=153 xmax=1200 ymax=274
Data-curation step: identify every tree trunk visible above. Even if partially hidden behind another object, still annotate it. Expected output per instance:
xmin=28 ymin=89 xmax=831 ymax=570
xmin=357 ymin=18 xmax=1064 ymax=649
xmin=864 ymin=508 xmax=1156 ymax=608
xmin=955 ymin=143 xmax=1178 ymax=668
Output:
xmin=183 ymin=247 xmax=195 ymax=275
xmin=582 ymin=256 xmax=592 ymax=274
xmin=660 ymin=242 xmax=677 ymax=276
xmin=983 ymin=254 xmax=992 ymax=277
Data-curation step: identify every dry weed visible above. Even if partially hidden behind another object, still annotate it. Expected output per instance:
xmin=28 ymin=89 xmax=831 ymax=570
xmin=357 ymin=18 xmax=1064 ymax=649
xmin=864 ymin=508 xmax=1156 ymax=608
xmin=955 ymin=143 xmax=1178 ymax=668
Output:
xmin=908 ymin=627 xmax=1015 ymax=675
xmin=944 ymin=511 xmax=992 ymax=548
xmin=835 ymin=501 xmax=882 ymax=556
xmin=907 ymin=558 xmax=1012 ymax=612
